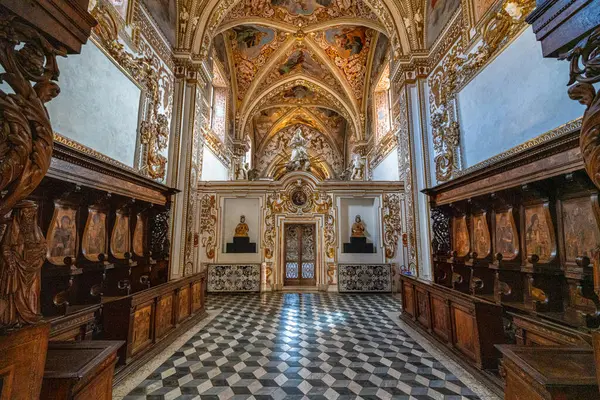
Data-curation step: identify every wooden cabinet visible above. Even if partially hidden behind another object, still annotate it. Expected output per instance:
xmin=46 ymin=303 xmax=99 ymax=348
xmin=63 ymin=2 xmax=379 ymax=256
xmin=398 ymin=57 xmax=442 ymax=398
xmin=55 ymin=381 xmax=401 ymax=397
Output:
xmin=41 ymin=341 xmax=123 ymax=400
xmin=102 ymin=272 xmax=206 ymax=368
xmin=399 ymin=274 xmax=504 ymax=369
xmin=497 ymin=345 xmax=600 ymax=400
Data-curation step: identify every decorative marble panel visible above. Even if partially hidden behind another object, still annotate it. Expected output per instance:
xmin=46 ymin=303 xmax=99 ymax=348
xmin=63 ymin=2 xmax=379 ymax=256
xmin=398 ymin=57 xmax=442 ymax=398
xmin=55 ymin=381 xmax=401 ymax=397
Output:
xmin=207 ymin=264 xmax=261 ymax=293
xmin=338 ymin=264 xmax=391 ymax=293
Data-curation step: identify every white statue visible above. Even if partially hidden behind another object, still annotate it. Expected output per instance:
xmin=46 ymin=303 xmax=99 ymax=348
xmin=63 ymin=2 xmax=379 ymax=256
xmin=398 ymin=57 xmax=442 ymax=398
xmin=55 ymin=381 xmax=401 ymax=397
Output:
xmin=350 ymin=153 xmax=365 ymax=180
xmin=235 ymin=161 xmax=249 ymax=180
xmin=287 ymin=128 xmax=310 ymax=171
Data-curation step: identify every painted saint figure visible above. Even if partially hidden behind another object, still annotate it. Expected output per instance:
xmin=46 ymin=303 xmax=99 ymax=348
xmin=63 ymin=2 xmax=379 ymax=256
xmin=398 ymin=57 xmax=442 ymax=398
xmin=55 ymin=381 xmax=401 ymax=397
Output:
xmin=234 ymin=215 xmax=249 ymax=237
xmin=351 ymin=215 xmax=366 ymax=237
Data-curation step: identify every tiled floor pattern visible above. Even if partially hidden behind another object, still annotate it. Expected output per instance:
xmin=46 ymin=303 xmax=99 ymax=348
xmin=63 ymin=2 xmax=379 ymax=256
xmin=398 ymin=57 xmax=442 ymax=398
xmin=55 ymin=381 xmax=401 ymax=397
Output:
xmin=123 ymin=293 xmax=481 ymax=399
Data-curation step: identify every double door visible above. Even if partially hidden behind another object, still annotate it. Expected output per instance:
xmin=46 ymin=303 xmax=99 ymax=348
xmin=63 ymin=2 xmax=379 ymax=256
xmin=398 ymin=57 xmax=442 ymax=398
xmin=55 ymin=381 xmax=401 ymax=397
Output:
xmin=284 ymin=224 xmax=316 ymax=286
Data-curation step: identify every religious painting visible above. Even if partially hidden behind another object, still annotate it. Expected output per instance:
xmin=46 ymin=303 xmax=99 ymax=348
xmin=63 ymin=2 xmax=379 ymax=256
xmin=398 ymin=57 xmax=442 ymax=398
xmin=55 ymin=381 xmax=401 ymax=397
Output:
xmin=369 ymin=34 xmax=390 ymax=87
xmin=495 ymin=210 xmax=519 ymax=260
xmin=111 ymin=211 xmax=131 ymax=259
xmin=471 ymin=213 xmax=490 ymax=258
xmin=473 ymin=0 xmax=497 ymax=23
xmin=524 ymin=204 xmax=555 ymax=263
xmin=452 ymin=216 xmax=469 ymax=257
xmin=232 ymin=25 xmax=276 ymax=60
xmin=141 ymin=0 xmax=177 ymax=46
xmin=324 ymin=26 xmax=367 ymax=58
xmin=278 ymin=50 xmax=326 ymax=77
xmin=426 ymin=0 xmax=461 ymax=48
xmin=109 ymin=0 xmax=130 ymax=20
xmin=562 ymin=197 xmax=600 ymax=262
xmin=283 ymin=85 xmax=315 ymax=100
xmin=46 ymin=204 xmax=78 ymax=266
xmin=271 ymin=0 xmax=332 ymax=16
xmin=82 ymin=208 xmax=107 ymax=261
xmin=133 ymin=214 xmax=146 ymax=257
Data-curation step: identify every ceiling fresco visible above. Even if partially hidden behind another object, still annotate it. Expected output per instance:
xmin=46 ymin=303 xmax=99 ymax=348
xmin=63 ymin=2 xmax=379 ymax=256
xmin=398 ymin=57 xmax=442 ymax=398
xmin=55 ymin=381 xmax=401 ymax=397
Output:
xmin=213 ymin=0 xmax=391 ymax=177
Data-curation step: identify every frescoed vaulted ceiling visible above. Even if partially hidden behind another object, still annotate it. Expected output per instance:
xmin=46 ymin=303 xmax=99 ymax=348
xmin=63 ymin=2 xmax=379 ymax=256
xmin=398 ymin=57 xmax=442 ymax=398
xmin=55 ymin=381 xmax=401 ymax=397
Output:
xmin=211 ymin=0 xmax=391 ymax=171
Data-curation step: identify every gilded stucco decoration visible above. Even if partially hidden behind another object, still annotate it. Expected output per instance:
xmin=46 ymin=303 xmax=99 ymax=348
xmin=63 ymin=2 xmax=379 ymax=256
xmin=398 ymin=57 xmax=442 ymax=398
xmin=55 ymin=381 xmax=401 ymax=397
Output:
xmin=199 ymin=194 xmax=218 ymax=259
xmin=427 ymin=0 xmax=535 ymax=182
xmin=383 ymin=193 xmax=402 ymax=259
xmin=263 ymin=180 xmax=336 ymax=259
xmin=92 ymin=2 xmax=171 ymax=180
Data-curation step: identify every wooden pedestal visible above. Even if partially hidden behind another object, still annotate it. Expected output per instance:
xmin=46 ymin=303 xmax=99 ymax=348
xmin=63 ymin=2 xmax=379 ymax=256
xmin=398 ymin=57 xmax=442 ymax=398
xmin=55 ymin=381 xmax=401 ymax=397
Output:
xmin=497 ymin=345 xmax=600 ymax=400
xmin=0 ymin=323 xmax=50 ymax=400
xmin=41 ymin=341 xmax=123 ymax=400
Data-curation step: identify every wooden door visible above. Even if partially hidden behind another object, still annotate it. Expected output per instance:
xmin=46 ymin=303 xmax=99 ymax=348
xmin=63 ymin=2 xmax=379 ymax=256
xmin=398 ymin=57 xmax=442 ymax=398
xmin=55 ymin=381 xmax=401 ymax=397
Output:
xmin=284 ymin=224 xmax=316 ymax=286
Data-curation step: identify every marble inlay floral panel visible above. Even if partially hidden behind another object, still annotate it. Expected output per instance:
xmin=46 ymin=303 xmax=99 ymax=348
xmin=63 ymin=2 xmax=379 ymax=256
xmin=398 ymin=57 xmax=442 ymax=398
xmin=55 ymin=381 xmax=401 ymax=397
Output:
xmin=207 ymin=264 xmax=261 ymax=292
xmin=338 ymin=263 xmax=391 ymax=292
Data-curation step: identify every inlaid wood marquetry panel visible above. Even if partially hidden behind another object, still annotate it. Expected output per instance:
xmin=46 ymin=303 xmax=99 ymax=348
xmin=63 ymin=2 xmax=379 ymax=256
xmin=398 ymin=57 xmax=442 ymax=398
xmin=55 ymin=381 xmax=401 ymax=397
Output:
xmin=452 ymin=305 xmax=477 ymax=362
xmin=192 ymin=281 xmax=203 ymax=312
xmin=178 ymin=287 xmax=190 ymax=322
xmin=132 ymin=304 xmax=153 ymax=355
xmin=155 ymin=294 xmax=174 ymax=339
xmin=430 ymin=295 xmax=450 ymax=342
xmin=402 ymin=282 xmax=415 ymax=318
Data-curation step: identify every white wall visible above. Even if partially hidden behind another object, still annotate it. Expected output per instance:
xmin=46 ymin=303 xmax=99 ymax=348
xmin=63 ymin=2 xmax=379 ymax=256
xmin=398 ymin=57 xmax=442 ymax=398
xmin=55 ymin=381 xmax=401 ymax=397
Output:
xmin=46 ymin=41 xmax=141 ymax=166
xmin=457 ymin=28 xmax=582 ymax=167
xmin=372 ymin=148 xmax=400 ymax=181
xmin=200 ymin=146 xmax=229 ymax=181
xmin=218 ymin=197 xmax=262 ymax=263
xmin=338 ymin=197 xmax=384 ymax=264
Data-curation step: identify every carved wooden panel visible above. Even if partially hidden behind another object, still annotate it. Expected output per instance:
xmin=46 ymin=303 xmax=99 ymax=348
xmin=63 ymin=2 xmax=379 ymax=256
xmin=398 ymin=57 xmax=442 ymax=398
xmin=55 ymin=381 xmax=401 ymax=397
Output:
xmin=133 ymin=213 xmax=146 ymax=257
xmin=191 ymin=281 xmax=202 ymax=312
xmin=155 ymin=294 xmax=174 ymax=339
xmin=82 ymin=207 xmax=108 ymax=261
xmin=131 ymin=304 xmax=153 ymax=355
xmin=452 ymin=216 xmax=469 ymax=257
xmin=402 ymin=281 xmax=415 ymax=317
xmin=494 ymin=209 xmax=519 ymax=261
xmin=523 ymin=203 xmax=556 ymax=264
xmin=178 ymin=286 xmax=190 ymax=322
xmin=452 ymin=305 xmax=477 ymax=362
xmin=561 ymin=196 xmax=600 ymax=263
xmin=111 ymin=211 xmax=131 ymax=259
xmin=430 ymin=294 xmax=450 ymax=342
xmin=46 ymin=202 xmax=78 ymax=266
xmin=416 ymin=288 xmax=430 ymax=328
xmin=471 ymin=213 xmax=490 ymax=259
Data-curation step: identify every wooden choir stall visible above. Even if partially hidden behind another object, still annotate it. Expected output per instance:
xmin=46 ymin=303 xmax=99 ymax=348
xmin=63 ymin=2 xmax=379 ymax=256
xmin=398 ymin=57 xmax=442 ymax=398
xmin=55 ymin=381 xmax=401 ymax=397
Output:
xmin=0 ymin=1 xmax=207 ymax=399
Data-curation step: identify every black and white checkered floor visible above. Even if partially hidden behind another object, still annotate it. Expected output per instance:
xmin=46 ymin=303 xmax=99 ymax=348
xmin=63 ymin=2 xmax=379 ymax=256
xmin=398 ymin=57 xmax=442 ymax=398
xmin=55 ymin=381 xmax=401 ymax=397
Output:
xmin=123 ymin=293 xmax=481 ymax=399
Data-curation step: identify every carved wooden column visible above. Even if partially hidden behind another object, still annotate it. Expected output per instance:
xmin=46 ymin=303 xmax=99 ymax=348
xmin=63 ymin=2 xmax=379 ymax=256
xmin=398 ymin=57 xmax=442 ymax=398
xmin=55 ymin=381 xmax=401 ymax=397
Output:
xmin=0 ymin=2 xmax=95 ymax=398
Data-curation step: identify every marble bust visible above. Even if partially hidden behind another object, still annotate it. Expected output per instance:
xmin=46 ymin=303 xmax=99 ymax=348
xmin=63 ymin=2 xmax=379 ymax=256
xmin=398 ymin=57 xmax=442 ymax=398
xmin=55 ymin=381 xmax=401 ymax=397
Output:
xmin=234 ymin=215 xmax=249 ymax=237
xmin=351 ymin=215 xmax=366 ymax=237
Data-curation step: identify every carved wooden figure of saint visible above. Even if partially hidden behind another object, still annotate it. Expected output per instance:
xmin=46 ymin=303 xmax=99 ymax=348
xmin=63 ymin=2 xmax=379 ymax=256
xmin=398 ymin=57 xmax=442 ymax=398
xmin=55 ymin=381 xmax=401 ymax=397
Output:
xmin=351 ymin=215 xmax=366 ymax=237
xmin=0 ymin=201 xmax=47 ymax=327
xmin=234 ymin=215 xmax=249 ymax=237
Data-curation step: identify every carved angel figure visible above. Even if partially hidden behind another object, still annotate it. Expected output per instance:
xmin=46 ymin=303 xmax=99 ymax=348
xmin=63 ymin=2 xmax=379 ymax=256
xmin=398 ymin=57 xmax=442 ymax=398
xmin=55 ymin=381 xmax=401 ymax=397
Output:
xmin=0 ymin=201 xmax=47 ymax=327
xmin=350 ymin=153 xmax=365 ymax=180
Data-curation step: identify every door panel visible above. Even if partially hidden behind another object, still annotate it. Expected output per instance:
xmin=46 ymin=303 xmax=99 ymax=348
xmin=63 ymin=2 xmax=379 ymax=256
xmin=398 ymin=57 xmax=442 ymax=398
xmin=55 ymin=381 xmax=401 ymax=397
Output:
xmin=284 ymin=224 xmax=316 ymax=286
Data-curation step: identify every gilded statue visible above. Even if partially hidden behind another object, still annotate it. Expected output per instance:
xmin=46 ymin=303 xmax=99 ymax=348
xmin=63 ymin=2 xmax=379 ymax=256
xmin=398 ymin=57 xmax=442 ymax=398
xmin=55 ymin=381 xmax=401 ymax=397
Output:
xmin=0 ymin=201 xmax=47 ymax=328
xmin=234 ymin=215 xmax=249 ymax=237
xmin=351 ymin=215 xmax=366 ymax=238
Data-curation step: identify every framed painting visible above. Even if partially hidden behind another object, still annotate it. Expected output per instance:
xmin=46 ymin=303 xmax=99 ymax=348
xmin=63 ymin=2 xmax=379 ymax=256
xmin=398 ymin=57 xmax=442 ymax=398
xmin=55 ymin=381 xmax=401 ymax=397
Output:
xmin=82 ymin=207 xmax=107 ymax=261
xmin=524 ymin=203 xmax=556 ymax=264
xmin=561 ymin=197 xmax=600 ymax=263
xmin=494 ymin=209 xmax=519 ymax=261
xmin=133 ymin=213 xmax=146 ymax=257
xmin=46 ymin=203 xmax=78 ymax=265
xmin=111 ymin=211 xmax=131 ymax=259
xmin=452 ymin=216 xmax=470 ymax=257
xmin=471 ymin=213 xmax=490 ymax=259
xmin=472 ymin=0 xmax=497 ymax=24
xmin=426 ymin=0 xmax=461 ymax=48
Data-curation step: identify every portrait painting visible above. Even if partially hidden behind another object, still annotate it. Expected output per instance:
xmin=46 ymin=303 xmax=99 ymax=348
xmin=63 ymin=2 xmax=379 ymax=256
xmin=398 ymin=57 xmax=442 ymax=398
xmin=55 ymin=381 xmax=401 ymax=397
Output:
xmin=452 ymin=216 xmax=469 ymax=257
xmin=46 ymin=204 xmax=78 ymax=266
xmin=524 ymin=204 xmax=554 ymax=263
xmin=325 ymin=27 xmax=367 ymax=58
xmin=141 ymin=0 xmax=177 ymax=46
xmin=82 ymin=208 xmax=107 ymax=261
xmin=278 ymin=50 xmax=326 ymax=77
xmin=495 ymin=210 xmax=518 ymax=260
xmin=109 ymin=0 xmax=130 ymax=20
xmin=426 ymin=0 xmax=461 ymax=48
xmin=471 ymin=214 xmax=490 ymax=258
xmin=111 ymin=212 xmax=131 ymax=259
xmin=283 ymin=85 xmax=315 ymax=100
xmin=133 ymin=214 xmax=146 ymax=257
xmin=562 ymin=198 xmax=600 ymax=262
xmin=473 ymin=0 xmax=497 ymax=23
xmin=270 ymin=0 xmax=332 ymax=16
xmin=232 ymin=25 xmax=275 ymax=59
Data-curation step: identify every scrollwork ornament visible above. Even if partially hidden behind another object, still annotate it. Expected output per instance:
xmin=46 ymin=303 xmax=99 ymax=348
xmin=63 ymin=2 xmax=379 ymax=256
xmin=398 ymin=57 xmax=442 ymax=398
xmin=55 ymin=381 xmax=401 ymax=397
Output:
xmin=199 ymin=194 xmax=218 ymax=259
xmin=430 ymin=207 xmax=451 ymax=255
xmin=562 ymin=27 xmax=600 ymax=189
xmin=382 ymin=193 xmax=402 ymax=259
